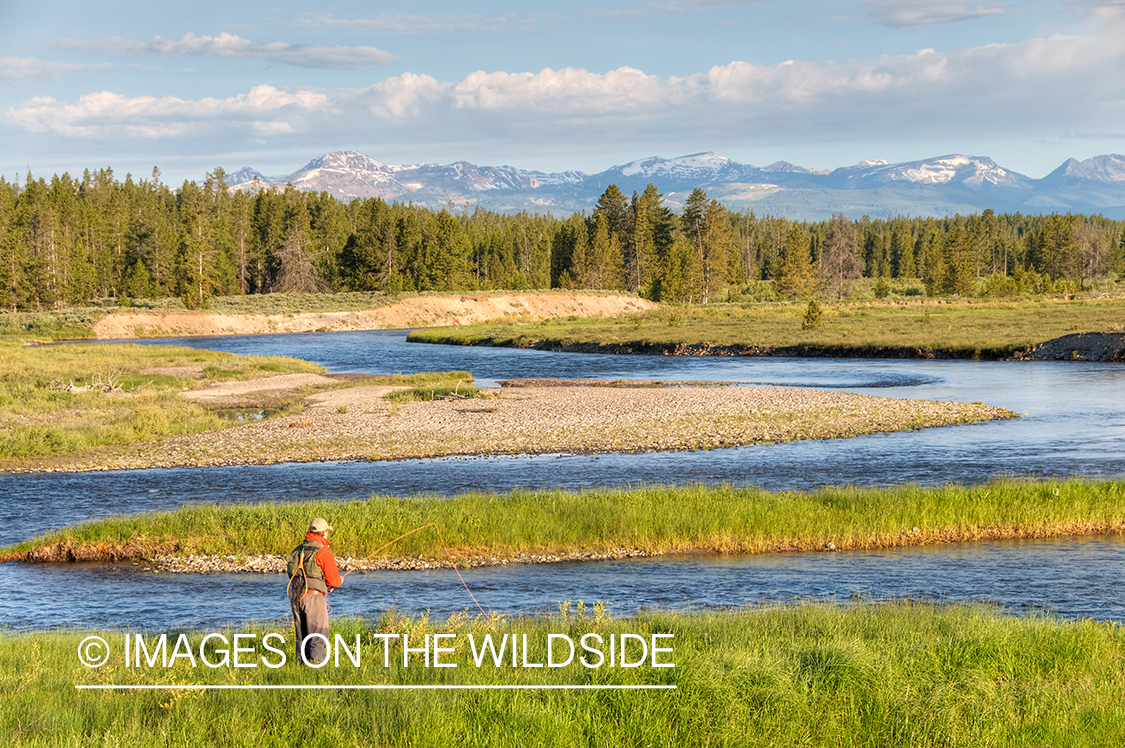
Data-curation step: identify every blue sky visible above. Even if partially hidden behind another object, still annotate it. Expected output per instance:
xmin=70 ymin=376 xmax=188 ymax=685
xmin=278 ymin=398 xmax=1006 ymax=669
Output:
xmin=2 ymin=0 xmax=1123 ymax=184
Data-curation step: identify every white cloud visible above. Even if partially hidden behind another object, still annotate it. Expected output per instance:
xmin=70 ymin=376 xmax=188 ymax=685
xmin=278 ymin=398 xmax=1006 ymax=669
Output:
xmin=57 ymin=33 xmax=396 ymax=70
xmin=866 ymin=0 xmax=1007 ymax=28
xmin=8 ymin=20 xmax=1124 ymax=155
xmin=0 ymin=56 xmax=112 ymax=81
xmin=451 ymin=67 xmax=679 ymax=112
xmin=5 ymin=85 xmax=329 ymax=139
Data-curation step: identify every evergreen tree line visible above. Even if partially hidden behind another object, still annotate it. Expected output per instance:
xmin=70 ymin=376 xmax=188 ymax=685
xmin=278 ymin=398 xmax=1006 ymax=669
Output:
xmin=1 ymin=168 xmax=1123 ymax=311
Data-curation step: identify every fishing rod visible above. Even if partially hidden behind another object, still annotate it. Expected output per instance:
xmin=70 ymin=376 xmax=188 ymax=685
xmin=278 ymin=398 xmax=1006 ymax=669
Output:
xmin=341 ymin=522 xmax=489 ymax=618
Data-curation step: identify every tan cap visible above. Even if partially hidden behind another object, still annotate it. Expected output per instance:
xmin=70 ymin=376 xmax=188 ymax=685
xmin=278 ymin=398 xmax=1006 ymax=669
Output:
xmin=309 ymin=518 xmax=333 ymax=533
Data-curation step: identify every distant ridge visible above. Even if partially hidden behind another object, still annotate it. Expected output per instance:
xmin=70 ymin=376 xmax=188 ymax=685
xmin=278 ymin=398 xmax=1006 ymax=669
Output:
xmin=225 ymin=151 xmax=1125 ymax=220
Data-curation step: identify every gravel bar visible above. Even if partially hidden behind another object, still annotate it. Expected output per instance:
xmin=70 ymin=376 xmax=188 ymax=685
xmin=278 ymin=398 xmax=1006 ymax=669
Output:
xmin=24 ymin=383 xmax=1016 ymax=473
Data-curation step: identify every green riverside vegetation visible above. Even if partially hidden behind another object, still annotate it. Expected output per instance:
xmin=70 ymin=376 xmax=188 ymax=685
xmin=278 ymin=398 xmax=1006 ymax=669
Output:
xmin=0 ymin=342 xmax=323 ymax=465
xmin=408 ymin=295 xmax=1125 ymax=358
xmin=0 ymin=339 xmax=479 ymax=467
xmin=5 ymin=479 xmax=1122 ymax=561
xmin=3 ymin=603 xmax=1123 ymax=747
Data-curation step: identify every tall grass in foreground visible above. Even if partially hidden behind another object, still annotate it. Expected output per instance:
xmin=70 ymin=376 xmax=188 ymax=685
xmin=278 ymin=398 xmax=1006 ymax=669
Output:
xmin=2 ymin=603 xmax=1122 ymax=747
xmin=6 ymin=479 xmax=1123 ymax=559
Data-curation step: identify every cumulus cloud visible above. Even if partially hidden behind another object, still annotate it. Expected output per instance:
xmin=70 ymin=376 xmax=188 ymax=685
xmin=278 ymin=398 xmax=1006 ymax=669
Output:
xmin=5 ymin=85 xmax=328 ymax=139
xmin=8 ymin=24 xmax=1124 ymax=154
xmin=298 ymin=13 xmax=537 ymax=34
xmin=866 ymin=0 xmax=1007 ymax=28
xmin=0 ymin=56 xmax=112 ymax=81
xmin=57 ymin=33 xmax=396 ymax=69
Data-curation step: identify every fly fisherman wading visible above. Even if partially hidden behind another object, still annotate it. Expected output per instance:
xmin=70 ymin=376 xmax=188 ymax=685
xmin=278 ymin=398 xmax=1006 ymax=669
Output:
xmin=287 ymin=518 xmax=343 ymax=666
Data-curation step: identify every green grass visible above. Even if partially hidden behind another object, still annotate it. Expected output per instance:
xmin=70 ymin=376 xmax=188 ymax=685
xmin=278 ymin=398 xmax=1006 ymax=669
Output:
xmin=0 ymin=343 xmax=322 ymax=463
xmin=364 ymin=371 xmax=474 ymax=388
xmin=5 ymin=479 xmax=1122 ymax=561
xmin=0 ymin=309 xmax=102 ymax=342
xmin=331 ymin=371 xmax=481 ymax=403
xmin=2 ymin=602 xmax=1123 ymax=747
xmin=363 ymin=371 xmax=481 ymax=403
xmin=407 ymin=296 xmax=1125 ymax=358
xmin=383 ymin=385 xmax=483 ymax=403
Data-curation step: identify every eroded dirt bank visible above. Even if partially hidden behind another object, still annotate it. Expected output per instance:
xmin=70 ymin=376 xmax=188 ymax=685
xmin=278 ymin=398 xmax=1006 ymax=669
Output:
xmin=92 ymin=292 xmax=657 ymax=339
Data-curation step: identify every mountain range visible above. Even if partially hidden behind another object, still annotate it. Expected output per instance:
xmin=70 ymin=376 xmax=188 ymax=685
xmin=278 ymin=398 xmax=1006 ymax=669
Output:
xmin=225 ymin=151 xmax=1125 ymax=220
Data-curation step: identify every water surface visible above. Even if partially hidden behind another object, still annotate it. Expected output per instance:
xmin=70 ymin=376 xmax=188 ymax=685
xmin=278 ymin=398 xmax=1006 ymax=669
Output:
xmin=2 ymin=330 xmax=1120 ymax=627
xmin=6 ymin=535 xmax=1121 ymax=631
xmin=8 ymin=330 xmax=1123 ymax=541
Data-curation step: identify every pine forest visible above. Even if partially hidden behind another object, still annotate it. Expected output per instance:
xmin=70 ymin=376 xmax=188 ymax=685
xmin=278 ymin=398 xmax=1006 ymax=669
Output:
xmin=2 ymin=167 xmax=1124 ymax=311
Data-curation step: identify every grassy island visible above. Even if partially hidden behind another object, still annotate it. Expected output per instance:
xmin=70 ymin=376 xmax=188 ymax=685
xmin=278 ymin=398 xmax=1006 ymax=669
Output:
xmin=4 ymin=479 xmax=1122 ymax=565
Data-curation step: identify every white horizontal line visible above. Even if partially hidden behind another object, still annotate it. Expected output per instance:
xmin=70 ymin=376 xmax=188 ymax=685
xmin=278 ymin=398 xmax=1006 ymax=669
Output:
xmin=76 ymin=684 xmax=676 ymax=691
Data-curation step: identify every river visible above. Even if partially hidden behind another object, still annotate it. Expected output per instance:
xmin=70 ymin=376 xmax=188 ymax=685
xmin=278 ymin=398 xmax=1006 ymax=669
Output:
xmin=1 ymin=330 xmax=1122 ymax=628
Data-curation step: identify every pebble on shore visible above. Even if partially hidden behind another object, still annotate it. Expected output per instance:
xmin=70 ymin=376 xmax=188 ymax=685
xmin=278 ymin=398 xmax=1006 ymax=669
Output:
xmin=29 ymin=382 xmax=1016 ymax=474
xmin=149 ymin=548 xmax=651 ymax=574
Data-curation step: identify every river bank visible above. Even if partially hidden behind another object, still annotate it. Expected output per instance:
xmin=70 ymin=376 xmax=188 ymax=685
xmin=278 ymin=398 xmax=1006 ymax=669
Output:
xmin=78 ymin=292 xmax=656 ymax=339
xmin=416 ymin=331 xmax=1125 ymax=362
xmin=407 ymin=296 xmax=1125 ymax=361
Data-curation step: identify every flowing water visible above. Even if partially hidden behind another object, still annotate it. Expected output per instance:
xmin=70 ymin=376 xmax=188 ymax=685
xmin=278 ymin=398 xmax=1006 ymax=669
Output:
xmin=9 ymin=536 xmax=1123 ymax=631
xmin=2 ymin=330 xmax=1123 ymax=628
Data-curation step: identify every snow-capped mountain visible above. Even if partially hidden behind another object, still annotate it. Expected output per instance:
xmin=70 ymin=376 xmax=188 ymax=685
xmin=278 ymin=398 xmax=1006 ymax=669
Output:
xmin=224 ymin=151 xmax=1125 ymax=219
xmin=761 ymin=161 xmax=830 ymax=175
xmin=224 ymin=167 xmax=271 ymax=186
xmin=827 ymin=155 xmax=1031 ymax=190
xmin=1043 ymin=154 xmax=1125 ymax=184
xmin=228 ymin=150 xmax=586 ymax=202
xmin=614 ymin=152 xmax=737 ymax=180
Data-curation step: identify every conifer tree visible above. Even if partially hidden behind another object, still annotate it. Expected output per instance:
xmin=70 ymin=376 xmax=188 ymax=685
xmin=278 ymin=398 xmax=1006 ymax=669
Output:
xmin=656 ymin=234 xmax=703 ymax=303
xmin=942 ymin=224 xmax=977 ymax=296
xmin=125 ymin=258 xmax=150 ymax=299
xmin=626 ymin=184 xmax=673 ymax=295
xmin=819 ymin=214 xmax=862 ymax=300
xmin=177 ymin=180 xmax=217 ymax=308
xmin=585 ymin=213 xmax=626 ymax=290
xmin=890 ymin=225 xmax=915 ymax=278
xmin=774 ymin=224 xmax=817 ymax=299
xmin=276 ymin=190 xmax=324 ymax=293
xmin=594 ymin=184 xmax=628 ymax=241
xmin=551 ymin=214 xmax=588 ymax=289
xmin=0 ymin=177 xmax=27 ymax=310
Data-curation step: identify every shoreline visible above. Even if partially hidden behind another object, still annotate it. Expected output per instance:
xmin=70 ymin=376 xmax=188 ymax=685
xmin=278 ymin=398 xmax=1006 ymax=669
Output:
xmin=87 ymin=292 xmax=657 ymax=339
xmin=410 ymin=330 xmax=1125 ymax=362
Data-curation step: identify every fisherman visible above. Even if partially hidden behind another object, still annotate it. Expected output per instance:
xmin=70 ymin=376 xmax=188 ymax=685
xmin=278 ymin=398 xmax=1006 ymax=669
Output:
xmin=287 ymin=517 xmax=343 ymax=666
